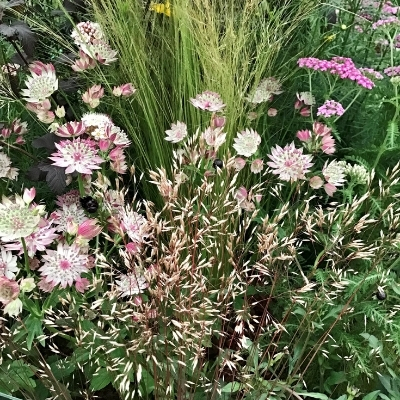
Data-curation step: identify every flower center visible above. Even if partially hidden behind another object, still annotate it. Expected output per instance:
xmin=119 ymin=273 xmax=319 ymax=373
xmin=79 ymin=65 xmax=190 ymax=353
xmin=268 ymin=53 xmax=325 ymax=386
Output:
xmin=59 ymin=259 xmax=71 ymax=270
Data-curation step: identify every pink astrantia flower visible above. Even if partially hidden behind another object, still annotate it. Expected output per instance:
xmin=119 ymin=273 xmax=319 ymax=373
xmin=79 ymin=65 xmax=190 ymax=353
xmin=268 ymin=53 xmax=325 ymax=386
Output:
xmin=250 ymin=158 xmax=264 ymax=173
xmin=81 ymin=39 xmax=118 ymax=65
xmin=165 ymin=121 xmax=188 ymax=143
xmin=120 ymin=208 xmax=151 ymax=246
xmin=233 ymin=129 xmax=261 ymax=157
xmin=267 ymin=108 xmax=278 ymax=117
xmin=190 ymin=91 xmax=225 ymax=112
xmin=0 ymin=276 xmax=19 ymax=305
xmin=296 ymin=129 xmax=312 ymax=142
xmin=55 ymin=190 xmax=81 ymax=208
xmin=309 ymin=176 xmax=324 ymax=189
xmin=234 ymin=157 xmax=246 ymax=171
xmin=317 ymin=100 xmax=345 ymax=118
xmin=39 ymin=243 xmax=89 ymax=289
xmin=71 ymin=21 xmax=104 ymax=47
xmin=82 ymin=85 xmax=104 ymax=108
xmin=51 ymin=203 xmax=88 ymax=233
xmin=77 ymin=219 xmax=102 ymax=240
xmin=112 ymin=83 xmax=136 ymax=97
xmin=49 ymin=138 xmax=104 ymax=174
xmin=21 ymin=62 xmax=58 ymax=103
xmin=300 ymin=107 xmax=311 ymax=117
xmin=202 ymin=127 xmax=226 ymax=151
xmin=56 ymin=121 xmax=86 ymax=138
xmin=72 ymin=50 xmax=97 ymax=71
xmin=75 ymin=277 xmax=90 ymax=293
xmin=267 ymin=142 xmax=314 ymax=182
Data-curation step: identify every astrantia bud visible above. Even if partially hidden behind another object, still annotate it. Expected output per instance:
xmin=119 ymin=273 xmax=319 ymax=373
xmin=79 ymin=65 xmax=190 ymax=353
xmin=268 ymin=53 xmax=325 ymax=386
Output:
xmin=3 ymin=298 xmax=22 ymax=317
xmin=20 ymin=277 xmax=36 ymax=293
xmin=55 ymin=106 xmax=66 ymax=118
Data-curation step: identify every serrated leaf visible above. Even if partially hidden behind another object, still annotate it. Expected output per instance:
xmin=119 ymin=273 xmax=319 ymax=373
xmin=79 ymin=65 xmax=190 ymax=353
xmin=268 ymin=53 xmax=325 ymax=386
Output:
xmin=32 ymin=132 xmax=58 ymax=150
xmin=12 ymin=21 xmax=36 ymax=58
xmin=90 ymin=368 xmax=112 ymax=391
xmin=42 ymin=165 xmax=66 ymax=194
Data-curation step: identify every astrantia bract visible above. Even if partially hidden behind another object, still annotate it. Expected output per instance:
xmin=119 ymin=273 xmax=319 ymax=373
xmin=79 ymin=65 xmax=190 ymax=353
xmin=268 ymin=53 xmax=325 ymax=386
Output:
xmin=233 ymin=129 xmax=261 ymax=157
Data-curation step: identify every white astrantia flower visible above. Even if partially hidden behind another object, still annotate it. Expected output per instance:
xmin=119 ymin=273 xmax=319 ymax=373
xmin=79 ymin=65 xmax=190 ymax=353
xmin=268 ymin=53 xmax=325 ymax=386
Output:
xmin=0 ymin=247 xmax=19 ymax=279
xmin=0 ymin=152 xmax=19 ymax=180
xmin=81 ymin=40 xmax=118 ymax=65
xmin=165 ymin=121 xmax=188 ymax=143
xmin=120 ymin=208 xmax=151 ymax=245
xmin=39 ymin=243 xmax=89 ymax=288
xmin=52 ymin=203 xmax=88 ymax=233
xmin=71 ymin=21 xmax=105 ymax=47
xmin=233 ymin=129 xmax=261 ymax=158
xmin=116 ymin=272 xmax=148 ymax=297
xmin=322 ymin=160 xmax=347 ymax=186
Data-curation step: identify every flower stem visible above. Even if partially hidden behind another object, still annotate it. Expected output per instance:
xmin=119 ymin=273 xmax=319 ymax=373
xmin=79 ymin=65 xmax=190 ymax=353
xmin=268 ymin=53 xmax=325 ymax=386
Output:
xmin=21 ymin=237 xmax=30 ymax=274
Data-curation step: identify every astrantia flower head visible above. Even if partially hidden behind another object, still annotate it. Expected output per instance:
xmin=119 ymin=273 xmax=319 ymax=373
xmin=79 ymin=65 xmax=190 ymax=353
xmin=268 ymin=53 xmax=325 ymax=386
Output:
xmin=39 ymin=243 xmax=89 ymax=289
xmin=233 ymin=129 xmax=261 ymax=157
xmin=120 ymin=208 xmax=151 ymax=246
xmin=202 ymin=127 xmax=226 ymax=151
xmin=55 ymin=190 xmax=81 ymax=208
xmin=49 ymin=138 xmax=104 ymax=174
xmin=190 ymin=91 xmax=225 ymax=112
xmin=322 ymin=160 xmax=347 ymax=186
xmin=116 ymin=271 xmax=148 ymax=297
xmin=0 ymin=248 xmax=18 ymax=279
xmin=247 ymin=77 xmax=283 ymax=104
xmin=0 ymin=152 xmax=18 ymax=180
xmin=165 ymin=121 xmax=188 ymax=143
xmin=56 ymin=121 xmax=86 ymax=138
xmin=0 ymin=193 xmax=44 ymax=241
xmin=267 ymin=142 xmax=314 ymax=182
xmin=71 ymin=21 xmax=104 ymax=47
xmin=21 ymin=62 xmax=58 ymax=103
xmin=52 ymin=203 xmax=88 ymax=233
xmin=0 ymin=276 xmax=19 ymax=305
xmin=81 ymin=39 xmax=118 ymax=65
xmin=297 ymin=92 xmax=316 ymax=106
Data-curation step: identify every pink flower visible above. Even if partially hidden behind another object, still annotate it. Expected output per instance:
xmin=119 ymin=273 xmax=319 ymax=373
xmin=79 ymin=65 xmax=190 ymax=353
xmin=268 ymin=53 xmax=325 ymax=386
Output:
xmin=39 ymin=243 xmax=89 ymax=289
xmin=250 ymin=158 xmax=264 ymax=173
xmin=202 ymin=127 xmax=226 ymax=151
xmin=324 ymin=183 xmax=337 ymax=196
xmin=77 ymin=219 xmax=102 ymax=239
xmin=26 ymin=99 xmax=51 ymax=113
xmin=234 ymin=157 xmax=246 ymax=171
xmin=72 ymin=50 xmax=97 ymax=71
xmin=267 ymin=108 xmax=278 ymax=117
xmin=75 ymin=277 xmax=90 ymax=293
xmin=317 ymin=100 xmax=345 ymax=118
xmin=211 ymin=115 xmax=226 ymax=128
xmin=165 ymin=121 xmax=187 ymax=143
xmin=11 ymin=119 xmax=28 ymax=135
xmin=296 ymin=129 xmax=312 ymax=142
xmin=82 ymin=84 xmax=104 ymax=108
xmin=109 ymin=146 xmax=127 ymax=174
xmin=126 ymin=242 xmax=140 ymax=253
xmin=37 ymin=111 xmax=55 ymax=124
xmin=309 ymin=176 xmax=324 ymax=189
xmin=267 ymin=142 xmax=314 ymax=182
xmin=0 ymin=276 xmax=19 ymax=305
xmin=233 ymin=129 xmax=261 ymax=157
xmin=81 ymin=39 xmax=118 ymax=65
xmin=113 ymin=83 xmax=136 ymax=97
xmin=300 ymin=107 xmax=311 ymax=117
xmin=190 ymin=91 xmax=225 ymax=112
xmin=321 ymin=134 xmax=336 ymax=154
xmin=56 ymin=121 xmax=86 ymax=138
xmin=49 ymin=138 xmax=104 ymax=174
xmin=116 ymin=272 xmax=148 ymax=296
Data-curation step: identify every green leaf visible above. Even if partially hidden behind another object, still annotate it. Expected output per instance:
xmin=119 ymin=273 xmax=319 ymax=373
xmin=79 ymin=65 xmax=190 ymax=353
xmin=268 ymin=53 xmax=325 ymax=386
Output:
xmin=25 ymin=316 xmax=44 ymax=350
xmin=221 ymin=382 xmax=241 ymax=393
xmin=297 ymin=393 xmax=328 ymax=399
xmin=325 ymin=371 xmax=347 ymax=386
xmin=139 ymin=368 xmax=154 ymax=395
xmin=90 ymin=368 xmax=112 ymax=391
xmin=363 ymin=391 xmax=381 ymax=400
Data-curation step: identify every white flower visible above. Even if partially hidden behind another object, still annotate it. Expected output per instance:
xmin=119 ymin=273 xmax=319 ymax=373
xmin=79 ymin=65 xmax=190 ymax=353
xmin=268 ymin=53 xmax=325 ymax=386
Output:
xmin=233 ymin=129 xmax=261 ymax=157
xmin=0 ymin=248 xmax=19 ymax=279
xmin=71 ymin=21 xmax=104 ymax=47
xmin=0 ymin=152 xmax=19 ymax=180
xmin=116 ymin=272 xmax=148 ymax=297
xmin=20 ymin=278 xmax=36 ymax=293
xmin=165 ymin=121 xmax=188 ymax=143
xmin=297 ymin=92 xmax=316 ymax=106
xmin=322 ymin=160 xmax=347 ymax=186
xmin=202 ymin=127 xmax=226 ymax=150
xmin=52 ymin=203 xmax=88 ymax=233
xmin=4 ymin=298 xmax=22 ymax=317
xmin=120 ymin=208 xmax=151 ymax=245
xmin=246 ymin=77 xmax=283 ymax=104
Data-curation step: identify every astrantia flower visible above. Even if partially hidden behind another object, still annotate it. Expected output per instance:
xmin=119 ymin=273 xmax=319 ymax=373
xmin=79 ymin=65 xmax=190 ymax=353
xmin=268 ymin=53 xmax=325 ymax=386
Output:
xmin=267 ymin=142 xmax=314 ymax=182
xmin=0 ymin=152 xmax=18 ymax=180
xmin=56 ymin=121 xmax=86 ymax=138
xmin=0 ymin=194 xmax=44 ymax=241
xmin=71 ymin=21 xmax=104 ymax=47
xmin=322 ymin=160 xmax=347 ymax=186
xmin=4 ymin=298 xmax=22 ymax=317
xmin=297 ymin=92 xmax=315 ymax=106
xmin=116 ymin=272 xmax=148 ymax=297
xmin=112 ymin=83 xmax=136 ymax=97
xmin=0 ymin=276 xmax=19 ymax=305
xmin=81 ymin=39 xmax=118 ymax=65
xmin=21 ymin=63 xmax=58 ymax=103
xmin=49 ymin=138 xmax=104 ymax=174
xmin=51 ymin=203 xmax=88 ymax=233
xmin=82 ymin=84 xmax=104 ymax=108
xmin=190 ymin=91 xmax=225 ymax=112
xmin=202 ymin=127 xmax=226 ymax=150
xmin=317 ymin=100 xmax=345 ymax=118
xmin=165 ymin=121 xmax=188 ymax=143
xmin=246 ymin=77 xmax=283 ymax=104
xmin=234 ymin=157 xmax=246 ymax=171
xmin=0 ymin=248 xmax=18 ymax=279
xmin=250 ymin=159 xmax=264 ymax=173
xmin=39 ymin=243 xmax=89 ymax=289
xmin=120 ymin=208 xmax=151 ymax=246
xmin=55 ymin=190 xmax=81 ymax=208
xmin=3 ymin=219 xmax=59 ymax=257
xmin=233 ymin=129 xmax=261 ymax=157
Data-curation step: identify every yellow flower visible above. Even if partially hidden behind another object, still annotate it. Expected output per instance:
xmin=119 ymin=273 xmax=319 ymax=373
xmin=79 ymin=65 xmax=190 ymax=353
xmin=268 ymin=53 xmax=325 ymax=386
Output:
xmin=149 ymin=1 xmax=171 ymax=17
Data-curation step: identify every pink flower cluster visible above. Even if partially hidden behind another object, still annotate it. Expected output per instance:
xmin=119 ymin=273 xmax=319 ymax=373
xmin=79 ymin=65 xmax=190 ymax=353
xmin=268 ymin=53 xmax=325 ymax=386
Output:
xmin=297 ymin=57 xmax=375 ymax=89
xmin=297 ymin=122 xmax=336 ymax=154
xmin=317 ymin=100 xmax=345 ymax=118
xmin=384 ymin=66 xmax=400 ymax=76
xmin=372 ymin=16 xmax=400 ymax=30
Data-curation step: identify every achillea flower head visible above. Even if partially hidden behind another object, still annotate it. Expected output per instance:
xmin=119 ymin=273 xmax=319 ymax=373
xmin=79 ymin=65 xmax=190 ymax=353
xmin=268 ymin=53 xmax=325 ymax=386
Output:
xmin=165 ymin=121 xmax=188 ymax=143
xmin=116 ymin=272 xmax=148 ymax=297
xmin=317 ymin=100 xmax=345 ymax=118
xmin=372 ymin=16 xmax=400 ymax=30
xmin=21 ymin=62 xmax=58 ymax=103
xmin=0 ymin=248 xmax=18 ymax=279
xmin=0 ymin=194 xmax=44 ymax=241
xmin=190 ymin=91 xmax=225 ymax=112
xmin=49 ymin=138 xmax=104 ymax=174
xmin=71 ymin=21 xmax=104 ymax=47
xmin=267 ymin=142 xmax=314 ymax=182
xmin=345 ymin=163 xmax=369 ymax=185
xmin=246 ymin=77 xmax=283 ymax=104
xmin=82 ymin=40 xmax=118 ymax=65
xmin=384 ymin=66 xmax=400 ymax=77
xmin=359 ymin=68 xmax=384 ymax=80
xmin=39 ymin=243 xmax=89 ymax=289
xmin=233 ymin=129 xmax=261 ymax=157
